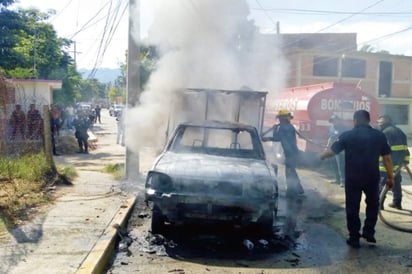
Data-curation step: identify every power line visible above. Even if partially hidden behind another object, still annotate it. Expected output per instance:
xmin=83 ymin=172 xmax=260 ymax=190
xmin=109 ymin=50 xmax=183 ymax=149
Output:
xmin=48 ymin=0 xmax=74 ymax=23
xmin=255 ymin=0 xmax=279 ymax=32
xmin=358 ymin=24 xmax=412 ymax=46
xmin=68 ymin=0 xmax=113 ymax=40
xmin=87 ymin=0 xmax=128 ymax=78
xmin=254 ymin=0 xmax=390 ymax=51
xmin=250 ymin=8 xmax=412 ymax=16
xmin=314 ymin=0 xmax=386 ymax=33
xmin=285 ymin=24 xmax=412 ymax=79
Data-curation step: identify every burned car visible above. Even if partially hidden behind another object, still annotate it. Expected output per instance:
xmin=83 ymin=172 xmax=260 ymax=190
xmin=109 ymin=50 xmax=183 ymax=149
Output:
xmin=145 ymin=120 xmax=278 ymax=235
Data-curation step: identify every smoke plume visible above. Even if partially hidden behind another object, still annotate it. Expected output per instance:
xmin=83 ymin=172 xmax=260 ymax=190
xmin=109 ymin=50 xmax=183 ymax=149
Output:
xmin=125 ymin=0 xmax=288 ymax=152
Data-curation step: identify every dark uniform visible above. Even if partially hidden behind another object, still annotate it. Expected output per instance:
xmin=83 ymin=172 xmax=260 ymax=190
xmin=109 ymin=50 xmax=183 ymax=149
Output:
xmin=378 ymin=116 xmax=410 ymax=209
xmin=73 ymin=114 xmax=91 ymax=153
xmin=331 ymin=123 xmax=391 ymax=241
xmin=262 ymin=109 xmax=304 ymax=197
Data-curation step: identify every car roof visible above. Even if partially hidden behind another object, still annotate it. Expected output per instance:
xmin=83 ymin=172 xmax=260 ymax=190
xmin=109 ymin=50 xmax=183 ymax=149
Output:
xmin=178 ymin=120 xmax=257 ymax=131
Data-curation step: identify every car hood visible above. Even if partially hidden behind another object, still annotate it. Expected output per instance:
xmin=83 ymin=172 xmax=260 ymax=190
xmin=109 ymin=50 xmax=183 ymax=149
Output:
xmin=152 ymin=152 xmax=274 ymax=181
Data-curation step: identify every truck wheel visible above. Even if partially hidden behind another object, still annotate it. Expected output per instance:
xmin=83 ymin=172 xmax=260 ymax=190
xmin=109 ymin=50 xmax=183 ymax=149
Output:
xmin=151 ymin=206 xmax=166 ymax=234
xmin=257 ymin=210 xmax=274 ymax=236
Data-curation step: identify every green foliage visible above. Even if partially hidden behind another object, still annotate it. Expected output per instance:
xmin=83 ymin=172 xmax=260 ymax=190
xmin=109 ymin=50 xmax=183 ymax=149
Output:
xmin=0 ymin=152 xmax=53 ymax=225
xmin=0 ymin=152 xmax=77 ymax=226
xmin=53 ymin=64 xmax=82 ymax=106
xmin=0 ymin=0 xmax=14 ymax=8
xmin=108 ymin=85 xmax=118 ymax=103
xmin=360 ymin=44 xmax=390 ymax=54
xmin=0 ymin=152 xmax=51 ymax=182
xmin=4 ymin=67 xmax=35 ymax=78
xmin=112 ymin=45 xmax=158 ymax=104
xmin=103 ymin=163 xmax=124 ymax=180
xmin=78 ymin=78 xmax=108 ymax=103
xmin=56 ymin=165 xmax=77 ymax=181
xmin=0 ymin=6 xmax=83 ymax=108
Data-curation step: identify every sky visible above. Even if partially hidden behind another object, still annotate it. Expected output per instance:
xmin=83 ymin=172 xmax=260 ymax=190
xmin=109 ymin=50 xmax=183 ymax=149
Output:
xmin=11 ymin=0 xmax=412 ymax=70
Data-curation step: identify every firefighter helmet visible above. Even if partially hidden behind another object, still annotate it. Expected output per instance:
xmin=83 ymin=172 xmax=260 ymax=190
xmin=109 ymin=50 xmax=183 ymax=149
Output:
xmin=276 ymin=109 xmax=293 ymax=118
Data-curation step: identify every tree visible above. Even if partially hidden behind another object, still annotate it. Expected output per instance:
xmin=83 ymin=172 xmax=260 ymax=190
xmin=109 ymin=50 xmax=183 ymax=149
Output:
xmin=359 ymin=44 xmax=390 ymax=54
xmin=0 ymin=9 xmax=25 ymax=70
xmin=0 ymin=0 xmax=14 ymax=8
xmin=78 ymin=78 xmax=108 ymax=103
xmin=112 ymin=45 xmax=158 ymax=104
xmin=1 ymin=8 xmax=73 ymax=80
xmin=53 ymin=64 xmax=82 ymax=106
xmin=0 ymin=6 xmax=83 ymax=107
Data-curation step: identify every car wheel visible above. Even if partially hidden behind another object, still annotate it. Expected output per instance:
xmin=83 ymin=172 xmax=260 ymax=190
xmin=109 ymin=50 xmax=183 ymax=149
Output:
xmin=151 ymin=206 xmax=166 ymax=234
xmin=257 ymin=209 xmax=274 ymax=236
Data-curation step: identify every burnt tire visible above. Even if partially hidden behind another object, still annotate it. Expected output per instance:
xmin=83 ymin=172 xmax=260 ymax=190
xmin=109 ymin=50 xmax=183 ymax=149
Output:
xmin=257 ymin=210 xmax=274 ymax=236
xmin=151 ymin=206 xmax=166 ymax=235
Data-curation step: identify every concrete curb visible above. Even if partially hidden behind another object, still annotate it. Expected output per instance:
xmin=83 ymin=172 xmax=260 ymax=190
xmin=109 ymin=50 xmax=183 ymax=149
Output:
xmin=76 ymin=196 xmax=136 ymax=274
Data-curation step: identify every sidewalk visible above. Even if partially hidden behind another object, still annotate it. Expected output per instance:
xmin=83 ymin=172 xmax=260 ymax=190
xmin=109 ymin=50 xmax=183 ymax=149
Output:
xmin=0 ymin=112 xmax=139 ymax=274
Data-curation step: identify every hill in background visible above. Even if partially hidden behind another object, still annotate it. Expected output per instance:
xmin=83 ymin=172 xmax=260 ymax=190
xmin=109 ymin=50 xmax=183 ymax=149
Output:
xmin=79 ymin=68 xmax=121 ymax=83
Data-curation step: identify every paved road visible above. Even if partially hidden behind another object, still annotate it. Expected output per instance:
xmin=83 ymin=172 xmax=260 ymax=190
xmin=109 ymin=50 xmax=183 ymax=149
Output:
xmin=109 ymin=138 xmax=412 ymax=273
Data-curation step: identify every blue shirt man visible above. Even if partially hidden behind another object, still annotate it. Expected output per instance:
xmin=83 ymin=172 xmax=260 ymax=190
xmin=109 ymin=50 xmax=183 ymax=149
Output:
xmin=320 ymin=110 xmax=393 ymax=248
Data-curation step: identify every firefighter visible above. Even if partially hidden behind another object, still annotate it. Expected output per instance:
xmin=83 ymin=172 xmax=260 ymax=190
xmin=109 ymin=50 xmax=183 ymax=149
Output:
xmin=73 ymin=111 xmax=91 ymax=154
xmin=377 ymin=114 xmax=410 ymax=210
xmin=262 ymin=109 xmax=305 ymax=197
xmin=320 ymin=110 xmax=393 ymax=248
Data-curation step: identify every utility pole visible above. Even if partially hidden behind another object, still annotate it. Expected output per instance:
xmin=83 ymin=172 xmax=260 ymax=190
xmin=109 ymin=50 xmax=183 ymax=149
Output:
xmin=125 ymin=0 xmax=140 ymax=180
xmin=68 ymin=41 xmax=82 ymax=67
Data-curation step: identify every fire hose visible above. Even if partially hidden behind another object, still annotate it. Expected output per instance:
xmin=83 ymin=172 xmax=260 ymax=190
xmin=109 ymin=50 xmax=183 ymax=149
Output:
xmin=378 ymin=165 xmax=412 ymax=233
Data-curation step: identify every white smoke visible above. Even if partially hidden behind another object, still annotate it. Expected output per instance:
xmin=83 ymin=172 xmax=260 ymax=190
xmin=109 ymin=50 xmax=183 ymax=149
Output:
xmin=125 ymin=0 xmax=289 ymax=152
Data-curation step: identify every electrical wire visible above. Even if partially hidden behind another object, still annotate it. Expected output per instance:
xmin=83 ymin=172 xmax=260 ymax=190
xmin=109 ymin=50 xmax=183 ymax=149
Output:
xmin=310 ymin=0 xmax=386 ymax=33
xmin=251 ymin=0 xmax=412 ymax=57
xmin=48 ymin=0 xmax=74 ymax=23
xmin=68 ymin=0 xmax=113 ymax=40
xmin=282 ymin=22 xmax=412 ymax=79
xmin=88 ymin=0 xmax=115 ymax=78
xmin=255 ymin=0 xmax=279 ymax=32
xmin=86 ymin=0 xmax=128 ymax=79
xmin=249 ymin=8 xmax=412 ymax=17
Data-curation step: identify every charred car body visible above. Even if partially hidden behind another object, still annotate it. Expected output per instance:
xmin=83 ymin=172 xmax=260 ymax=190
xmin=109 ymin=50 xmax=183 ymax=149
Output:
xmin=145 ymin=120 xmax=278 ymax=234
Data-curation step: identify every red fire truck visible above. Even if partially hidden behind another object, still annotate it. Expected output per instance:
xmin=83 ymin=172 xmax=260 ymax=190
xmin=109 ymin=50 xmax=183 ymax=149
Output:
xmin=264 ymin=82 xmax=380 ymax=153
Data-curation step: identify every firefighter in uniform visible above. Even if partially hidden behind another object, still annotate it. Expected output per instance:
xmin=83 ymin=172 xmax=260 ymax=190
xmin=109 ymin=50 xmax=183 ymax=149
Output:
xmin=73 ymin=111 xmax=91 ymax=154
xmin=377 ymin=114 xmax=410 ymax=210
xmin=320 ymin=110 xmax=393 ymax=248
xmin=262 ymin=109 xmax=305 ymax=197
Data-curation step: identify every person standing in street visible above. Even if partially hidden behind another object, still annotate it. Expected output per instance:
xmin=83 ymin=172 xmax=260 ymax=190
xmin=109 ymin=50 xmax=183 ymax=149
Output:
xmin=262 ymin=109 xmax=305 ymax=197
xmin=65 ymin=105 xmax=74 ymax=129
xmin=377 ymin=114 xmax=410 ymax=210
xmin=73 ymin=111 xmax=91 ymax=154
xmin=116 ymin=110 xmax=125 ymax=146
xmin=50 ymin=104 xmax=61 ymax=137
xmin=326 ymin=114 xmax=349 ymax=187
xmin=94 ymin=105 xmax=101 ymax=124
xmin=320 ymin=110 xmax=393 ymax=248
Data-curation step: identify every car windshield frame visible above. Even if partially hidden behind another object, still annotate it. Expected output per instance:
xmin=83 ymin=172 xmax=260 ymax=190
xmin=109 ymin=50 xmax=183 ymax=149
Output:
xmin=167 ymin=124 xmax=266 ymax=160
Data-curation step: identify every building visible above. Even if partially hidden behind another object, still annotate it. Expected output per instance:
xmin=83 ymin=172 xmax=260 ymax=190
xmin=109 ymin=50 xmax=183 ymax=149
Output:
xmin=280 ymin=33 xmax=412 ymax=134
xmin=9 ymin=78 xmax=63 ymax=107
xmin=0 ymin=76 xmax=62 ymax=154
